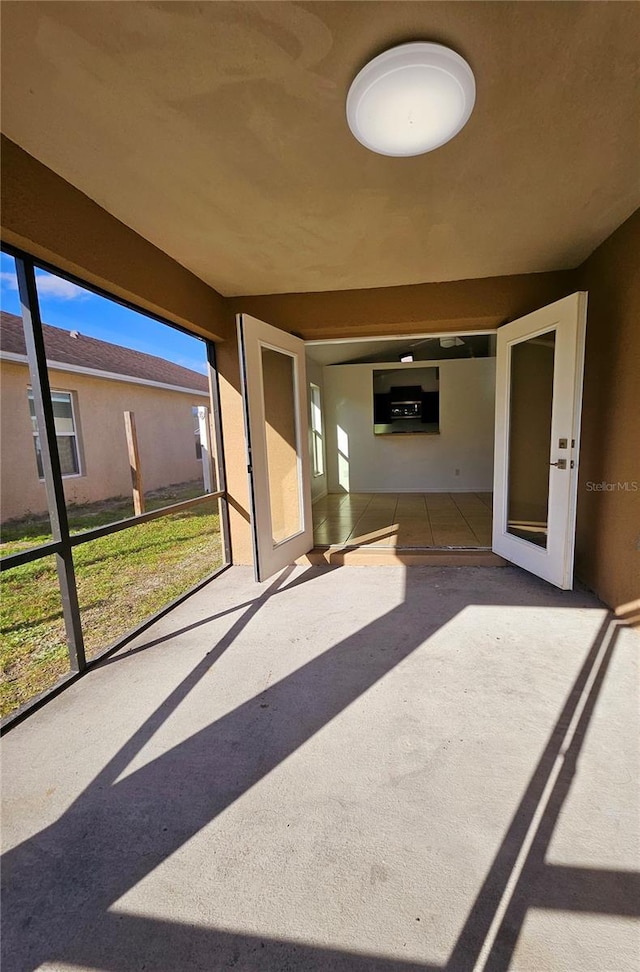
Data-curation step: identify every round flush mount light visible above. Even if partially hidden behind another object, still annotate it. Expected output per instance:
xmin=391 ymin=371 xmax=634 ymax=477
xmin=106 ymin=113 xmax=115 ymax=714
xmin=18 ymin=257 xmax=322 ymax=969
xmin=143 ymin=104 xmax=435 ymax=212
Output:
xmin=346 ymin=42 xmax=475 ymax=157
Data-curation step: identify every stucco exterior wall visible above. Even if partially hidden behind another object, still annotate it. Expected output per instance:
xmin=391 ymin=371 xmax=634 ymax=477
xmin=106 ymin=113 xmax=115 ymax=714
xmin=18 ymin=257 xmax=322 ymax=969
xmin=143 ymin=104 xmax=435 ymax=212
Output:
xmin=1 ymin=360 xmax=209 ymax=521
xmin=574 ymin=209 xmax=640 ymax=611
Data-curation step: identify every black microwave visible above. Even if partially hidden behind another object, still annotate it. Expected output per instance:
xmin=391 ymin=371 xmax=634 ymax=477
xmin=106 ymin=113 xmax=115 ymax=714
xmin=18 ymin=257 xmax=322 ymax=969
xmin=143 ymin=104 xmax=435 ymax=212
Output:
xmin=389 ymin=386 xmax=422 ymax=419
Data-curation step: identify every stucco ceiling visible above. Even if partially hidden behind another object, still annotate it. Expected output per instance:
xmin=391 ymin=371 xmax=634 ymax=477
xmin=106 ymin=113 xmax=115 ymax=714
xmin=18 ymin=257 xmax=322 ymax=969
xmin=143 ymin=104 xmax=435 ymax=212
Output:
xmin=1 ymin=1 xmax=639 ymax=297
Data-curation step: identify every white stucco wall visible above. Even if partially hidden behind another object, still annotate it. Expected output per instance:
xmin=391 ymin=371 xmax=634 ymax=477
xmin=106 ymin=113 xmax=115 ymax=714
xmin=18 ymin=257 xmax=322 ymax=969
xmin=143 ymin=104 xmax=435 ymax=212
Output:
xmin=322 ymin=357 xmax=496 ymax=493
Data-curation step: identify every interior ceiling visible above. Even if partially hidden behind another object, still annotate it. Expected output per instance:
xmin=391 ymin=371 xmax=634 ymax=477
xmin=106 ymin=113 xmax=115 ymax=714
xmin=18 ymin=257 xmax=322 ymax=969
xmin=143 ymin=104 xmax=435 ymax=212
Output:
xmin=306 ymin=333 xmax=493 ymax=366
xmin=1 ymin=1 xmax=639 ymax=297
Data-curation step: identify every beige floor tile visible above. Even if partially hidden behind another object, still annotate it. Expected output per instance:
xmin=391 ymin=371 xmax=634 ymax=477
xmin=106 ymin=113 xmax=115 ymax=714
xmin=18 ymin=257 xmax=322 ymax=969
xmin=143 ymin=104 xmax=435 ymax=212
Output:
xmin=351 ymin=526 xmax=397 ymax=541
xmin=396 ymin=530 xmax=434 ymax=547
xmin=367 ymin=497 xmax=398 ymax=508
xmin=464 ymin=516 xmax=492 ymax=530
xmin=313 ymin=492 xmax=492 ymax=550
xmin=470 ymin=532 xmax=492 ymax=546
xmin=348 ymin=526 xmax=399 ymax=545
xmin=352 ymin=513 xmax=398 ymax=527
xmin=428 ymin=515 xmax=467 ymax=527
xmin=314 ymin=533 xmax=351 ymax=546
xmin=358 ymin=509 xmax=395 ymax=523
xmin=431 ymin=531 xmax=479 ymax=547
xmin=451 ymin=496 xmax=487 ymax=513
xmin=356 ymin=532 xmax=399 ymax=547
xmin=395 ymin=516 xmax=431 ymax=530
xmin=319 ymin=512 xmax=362 ymax=522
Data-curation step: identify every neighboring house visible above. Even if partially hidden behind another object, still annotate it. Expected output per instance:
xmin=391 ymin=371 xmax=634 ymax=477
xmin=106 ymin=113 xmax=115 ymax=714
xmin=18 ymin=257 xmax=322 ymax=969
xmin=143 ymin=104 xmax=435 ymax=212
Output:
xmin=0 ymin=311 xmax=210 ymax=521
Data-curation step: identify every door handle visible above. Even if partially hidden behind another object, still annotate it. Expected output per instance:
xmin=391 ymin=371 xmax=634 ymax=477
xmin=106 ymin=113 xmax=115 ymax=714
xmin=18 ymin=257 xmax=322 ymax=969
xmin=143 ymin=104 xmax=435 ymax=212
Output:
xmin=550 ymin=459 xmax=567 ymax=469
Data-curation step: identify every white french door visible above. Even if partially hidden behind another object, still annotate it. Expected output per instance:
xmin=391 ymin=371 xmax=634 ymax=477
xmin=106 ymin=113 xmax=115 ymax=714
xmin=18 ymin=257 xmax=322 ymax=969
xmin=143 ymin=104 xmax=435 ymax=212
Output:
xmin=493 ymin=292 xmax=587 ymax=589
xmin=237 ymin=313 xmax=313 ymax=581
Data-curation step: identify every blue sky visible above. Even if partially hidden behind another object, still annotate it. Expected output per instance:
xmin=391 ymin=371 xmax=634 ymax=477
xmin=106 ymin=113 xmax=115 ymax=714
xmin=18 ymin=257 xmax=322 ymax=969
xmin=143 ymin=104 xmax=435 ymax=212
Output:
xmin=0 ymin=251 xmax=208 ymax=375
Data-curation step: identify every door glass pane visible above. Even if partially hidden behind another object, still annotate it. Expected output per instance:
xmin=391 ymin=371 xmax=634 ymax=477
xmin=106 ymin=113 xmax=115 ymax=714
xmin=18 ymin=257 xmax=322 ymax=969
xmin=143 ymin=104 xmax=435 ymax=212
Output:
xmin=261 ymin=346 xmax=302 ymax=544
xmin=507 ymin=330 xmax=556 ymax=548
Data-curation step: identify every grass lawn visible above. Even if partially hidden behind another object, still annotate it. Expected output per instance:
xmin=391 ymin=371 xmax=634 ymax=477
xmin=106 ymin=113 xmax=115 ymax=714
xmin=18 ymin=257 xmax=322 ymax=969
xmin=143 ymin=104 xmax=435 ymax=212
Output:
xmin=1 ymin=486 xmax=223 ymax=719
xmin=1 ymin=480 xmax=210 ymax=550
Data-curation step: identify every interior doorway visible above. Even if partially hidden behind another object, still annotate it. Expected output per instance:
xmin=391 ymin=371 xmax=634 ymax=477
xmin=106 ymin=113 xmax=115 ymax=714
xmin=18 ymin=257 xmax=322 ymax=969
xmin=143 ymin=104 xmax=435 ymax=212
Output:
xmin=237 ymin=293 xmax=586 ymax=587
xmin=305 ymin=331 xmax=497 ymax=554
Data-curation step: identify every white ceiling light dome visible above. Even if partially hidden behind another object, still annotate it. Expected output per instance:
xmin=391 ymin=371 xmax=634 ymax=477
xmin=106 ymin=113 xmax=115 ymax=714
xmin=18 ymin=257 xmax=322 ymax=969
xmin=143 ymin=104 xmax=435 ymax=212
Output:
xmin=346 ymin=42 xmax=476 ymax=157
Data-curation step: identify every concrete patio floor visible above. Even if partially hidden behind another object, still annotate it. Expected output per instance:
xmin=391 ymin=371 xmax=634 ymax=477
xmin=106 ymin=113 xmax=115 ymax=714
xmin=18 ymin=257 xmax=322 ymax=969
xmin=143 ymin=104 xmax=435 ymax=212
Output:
xmin=1 ymin=565 xmax=638 ymax=972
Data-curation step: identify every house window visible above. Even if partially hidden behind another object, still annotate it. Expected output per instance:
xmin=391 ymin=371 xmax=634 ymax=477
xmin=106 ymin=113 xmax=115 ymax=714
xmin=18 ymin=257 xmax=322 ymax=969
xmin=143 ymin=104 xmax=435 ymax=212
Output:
xmin=310 ymin=383 xmax=324 ymax=477
xmin=28 ymin=389 xmax=81 ymax=478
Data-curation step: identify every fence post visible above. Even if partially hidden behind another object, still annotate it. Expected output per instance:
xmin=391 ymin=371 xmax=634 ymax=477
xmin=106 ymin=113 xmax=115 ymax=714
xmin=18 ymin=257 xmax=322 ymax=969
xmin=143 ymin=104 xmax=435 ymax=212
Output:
xmin=198 ymin=405 xmax=214 ymax=493
xmin=123 ymin=411 xmax=145 ymax=514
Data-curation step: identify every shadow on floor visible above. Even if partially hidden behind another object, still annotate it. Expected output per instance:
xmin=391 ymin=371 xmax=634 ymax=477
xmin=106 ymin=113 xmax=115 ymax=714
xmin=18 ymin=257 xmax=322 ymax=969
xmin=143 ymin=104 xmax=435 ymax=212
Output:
xmin=1 ymin=570 xmax=637 ymax=971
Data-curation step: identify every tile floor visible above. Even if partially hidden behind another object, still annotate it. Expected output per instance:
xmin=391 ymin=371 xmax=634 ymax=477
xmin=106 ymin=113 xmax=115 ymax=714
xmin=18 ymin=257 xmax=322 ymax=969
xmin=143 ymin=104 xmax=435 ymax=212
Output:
xmin=313 ymin=492 xmax=493 ymax=548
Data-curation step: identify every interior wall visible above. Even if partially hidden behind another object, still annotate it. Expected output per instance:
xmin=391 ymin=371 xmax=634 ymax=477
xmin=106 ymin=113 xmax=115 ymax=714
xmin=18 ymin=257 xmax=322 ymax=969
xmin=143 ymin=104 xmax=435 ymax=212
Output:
xmin=306 ymin=357 xmax=328 ymax=502
xmin=574 ymin=209 xmax=640 ymax=611
xmin=323 ymin=358 xmax=496 ymax=494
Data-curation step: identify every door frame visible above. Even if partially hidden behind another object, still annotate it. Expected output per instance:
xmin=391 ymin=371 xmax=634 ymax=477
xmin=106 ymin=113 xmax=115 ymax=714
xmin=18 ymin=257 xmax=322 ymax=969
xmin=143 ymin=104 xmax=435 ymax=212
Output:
xmin=238 ymin=313 xmax=313 ymax=581
xmin=492 ymin=293 xmax=587 ymax=588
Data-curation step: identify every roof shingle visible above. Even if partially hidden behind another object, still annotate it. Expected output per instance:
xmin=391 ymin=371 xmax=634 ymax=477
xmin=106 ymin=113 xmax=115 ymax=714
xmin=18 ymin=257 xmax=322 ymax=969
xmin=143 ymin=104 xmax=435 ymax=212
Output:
xmin=0 ymin=311 xmax=209 ymax=393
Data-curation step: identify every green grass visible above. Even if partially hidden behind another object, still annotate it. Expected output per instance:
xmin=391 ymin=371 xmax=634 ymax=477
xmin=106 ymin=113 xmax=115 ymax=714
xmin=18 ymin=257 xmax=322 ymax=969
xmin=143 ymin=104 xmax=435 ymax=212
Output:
xmin=1 ymin=480 xmax=208 ymax=552
xmin=1 ymin=491 xmax=222 ymax=719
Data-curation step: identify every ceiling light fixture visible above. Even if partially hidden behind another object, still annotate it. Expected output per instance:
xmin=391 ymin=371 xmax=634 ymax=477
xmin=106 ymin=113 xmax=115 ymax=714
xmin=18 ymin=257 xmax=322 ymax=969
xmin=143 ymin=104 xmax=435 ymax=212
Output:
xmin=346 ymin=42 xmax=475 ymax=157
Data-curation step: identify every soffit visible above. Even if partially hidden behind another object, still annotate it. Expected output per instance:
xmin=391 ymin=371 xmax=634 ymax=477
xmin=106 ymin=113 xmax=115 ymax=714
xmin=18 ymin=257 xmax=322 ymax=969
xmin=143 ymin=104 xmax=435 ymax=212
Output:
xmin=1 ymin=1 xmax=639 ymax=296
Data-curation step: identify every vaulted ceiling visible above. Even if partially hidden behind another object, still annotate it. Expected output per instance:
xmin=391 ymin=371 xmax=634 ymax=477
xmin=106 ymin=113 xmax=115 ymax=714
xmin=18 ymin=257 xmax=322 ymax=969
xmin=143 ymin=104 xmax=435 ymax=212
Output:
xmin=1 ymin=1 xmax=639 ymax=296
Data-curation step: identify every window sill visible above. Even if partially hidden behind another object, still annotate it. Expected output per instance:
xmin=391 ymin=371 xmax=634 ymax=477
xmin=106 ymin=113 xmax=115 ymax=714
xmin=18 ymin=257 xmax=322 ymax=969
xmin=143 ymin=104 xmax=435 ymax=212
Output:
xmin=38 ymin=473 xmax=85 ymax=481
